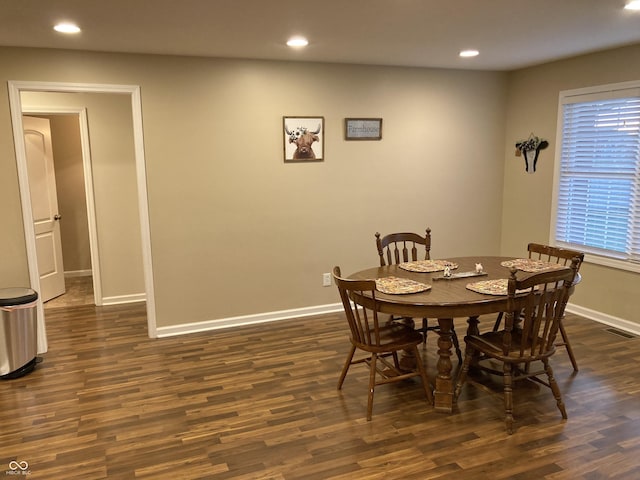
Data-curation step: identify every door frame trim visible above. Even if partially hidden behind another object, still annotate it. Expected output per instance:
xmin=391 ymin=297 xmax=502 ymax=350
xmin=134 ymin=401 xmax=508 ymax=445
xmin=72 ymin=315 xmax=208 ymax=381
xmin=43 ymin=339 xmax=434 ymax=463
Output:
xmin=8 ymin=80 xmax=157 ymax=352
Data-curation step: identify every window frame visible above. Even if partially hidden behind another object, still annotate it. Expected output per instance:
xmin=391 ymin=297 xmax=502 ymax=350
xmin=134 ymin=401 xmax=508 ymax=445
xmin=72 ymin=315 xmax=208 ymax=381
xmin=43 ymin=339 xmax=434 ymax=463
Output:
xmin=551 ymin=80 xmax=640 ymax=274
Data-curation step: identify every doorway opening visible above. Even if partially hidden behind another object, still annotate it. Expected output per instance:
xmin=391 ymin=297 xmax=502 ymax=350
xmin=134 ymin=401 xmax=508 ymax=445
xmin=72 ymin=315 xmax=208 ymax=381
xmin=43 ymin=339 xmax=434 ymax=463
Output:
xmin=9 ymin=81 xmax=157 ymax=353
xmin=22 ymin=110 xmax=98 ymax=310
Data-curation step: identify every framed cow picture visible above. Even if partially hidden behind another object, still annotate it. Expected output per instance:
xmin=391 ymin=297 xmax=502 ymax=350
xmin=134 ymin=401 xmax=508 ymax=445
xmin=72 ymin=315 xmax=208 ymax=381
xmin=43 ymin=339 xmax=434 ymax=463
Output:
xmin=283 ymin=116 xmax=324 ymax=162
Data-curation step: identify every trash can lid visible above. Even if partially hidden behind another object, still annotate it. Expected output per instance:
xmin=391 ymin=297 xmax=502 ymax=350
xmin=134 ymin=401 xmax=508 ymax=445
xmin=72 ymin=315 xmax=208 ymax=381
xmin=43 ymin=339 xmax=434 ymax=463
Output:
xmin=0 ymin=288 xmax=38 ymax=306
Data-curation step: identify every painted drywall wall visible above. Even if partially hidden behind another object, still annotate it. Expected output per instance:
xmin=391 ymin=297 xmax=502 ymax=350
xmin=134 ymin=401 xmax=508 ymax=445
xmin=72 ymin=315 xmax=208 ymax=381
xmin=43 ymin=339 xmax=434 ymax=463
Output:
xmin=0 ymin=47 xmax=507 ymax=329
xmin=501 ymin=43 xmax=640 ymax=324
xmin=135 ymin=57 xmax=509 ymax=327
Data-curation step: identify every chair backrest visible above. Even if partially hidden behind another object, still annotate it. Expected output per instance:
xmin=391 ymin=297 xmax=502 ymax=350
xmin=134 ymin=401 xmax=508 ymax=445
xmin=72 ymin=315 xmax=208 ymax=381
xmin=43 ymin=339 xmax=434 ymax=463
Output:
xmin=502 ymin=257 xmax=580 ymax=361
xmin=333 ymin=266 xmax=383 ymax=348
xmin=375 ymin=228 xmax=431 ymax=266
xmin=528 ymin=243 xmax=585 ymax=277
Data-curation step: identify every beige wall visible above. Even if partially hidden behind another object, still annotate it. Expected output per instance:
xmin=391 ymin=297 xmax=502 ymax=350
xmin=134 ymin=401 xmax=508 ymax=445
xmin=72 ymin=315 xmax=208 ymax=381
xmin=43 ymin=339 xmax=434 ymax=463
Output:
xmin=0 ymin=47 xmax=507 ymax=329
xmin=141 ymin=57 xmax=508 ymax=326
xmin=2 ymin=44 xmax=636 ymax=331
xmin=501 ymin=44 xmax=640 ymax=323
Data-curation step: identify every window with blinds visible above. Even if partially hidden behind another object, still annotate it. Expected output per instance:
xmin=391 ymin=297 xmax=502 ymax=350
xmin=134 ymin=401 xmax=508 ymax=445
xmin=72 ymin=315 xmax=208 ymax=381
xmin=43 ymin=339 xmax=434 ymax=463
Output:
xmin=553 ymin=82 xmax=640 ymax=267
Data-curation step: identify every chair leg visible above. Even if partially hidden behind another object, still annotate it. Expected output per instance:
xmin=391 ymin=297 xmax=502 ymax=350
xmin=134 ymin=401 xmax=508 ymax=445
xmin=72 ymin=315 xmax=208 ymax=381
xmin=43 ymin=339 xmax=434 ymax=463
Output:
xmin=543 ymin=358 xmax=568 ymax=419
xmin=492 ymin=312 xmax=503 ymax=332
xmin=558 ymin=321 xmax=579 ymax=372
xmin=503 ymin=362 xmax=514 ymax=435
xmin=391 ymin=351 xmax=400 ymax=370
xmin=494 ymin=310 xmax=523 ymax=332
xmin=367 ymin=353 xmax=378 ymax=421
xmin=454 ymin=346 xmax=475 ymax=400
xmin=422 ymin=318 xmax=427 ymax=347
xmin=412 ymin=346 xmax=433 ymax=404
xmin=337 ymin=344 xmax=356 ymax=389
xmin=451 ymin=324 xmax=463 ymax=364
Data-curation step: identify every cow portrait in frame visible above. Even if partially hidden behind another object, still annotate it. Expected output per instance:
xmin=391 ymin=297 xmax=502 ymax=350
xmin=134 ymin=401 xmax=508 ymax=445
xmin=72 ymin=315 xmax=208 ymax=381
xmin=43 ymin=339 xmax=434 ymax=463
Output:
xmin=283 ymin=116 xmax=324 ymax=162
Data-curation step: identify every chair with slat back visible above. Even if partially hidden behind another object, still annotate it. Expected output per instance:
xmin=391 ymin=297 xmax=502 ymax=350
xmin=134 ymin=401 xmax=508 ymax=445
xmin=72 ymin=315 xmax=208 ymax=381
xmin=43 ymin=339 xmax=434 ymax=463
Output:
xmin=333 ymin=266 xmax=433 ymax=421
xmin=493 ymin=243 xmax=585 ymax=371
xmin=454 ymin=258 xmax=580 ymax=434
xmin=375 ymin=229 xmax=462 ymax=363
xmin=376 ymin=230 xmax=432 ymax=266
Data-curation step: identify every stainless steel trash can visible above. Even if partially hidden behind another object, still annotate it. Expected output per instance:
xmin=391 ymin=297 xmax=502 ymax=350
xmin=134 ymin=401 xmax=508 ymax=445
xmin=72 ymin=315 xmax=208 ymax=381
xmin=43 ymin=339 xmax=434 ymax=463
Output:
xmin=0 ymin=287 xmax=38 ymax=379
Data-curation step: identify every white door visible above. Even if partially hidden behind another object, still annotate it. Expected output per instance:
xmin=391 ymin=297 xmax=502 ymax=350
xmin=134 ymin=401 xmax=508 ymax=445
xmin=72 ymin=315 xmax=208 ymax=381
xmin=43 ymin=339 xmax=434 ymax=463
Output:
xmin=23 ymin=115 xmax=66 ymax=302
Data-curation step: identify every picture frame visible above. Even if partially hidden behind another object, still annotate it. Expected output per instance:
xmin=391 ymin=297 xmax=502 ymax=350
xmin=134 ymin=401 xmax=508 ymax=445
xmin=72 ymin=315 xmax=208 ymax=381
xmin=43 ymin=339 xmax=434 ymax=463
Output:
xmin=344 ymin=118 xmax=382 ymax=141
xmin=283 ymin=116 xmax=324 ymax=162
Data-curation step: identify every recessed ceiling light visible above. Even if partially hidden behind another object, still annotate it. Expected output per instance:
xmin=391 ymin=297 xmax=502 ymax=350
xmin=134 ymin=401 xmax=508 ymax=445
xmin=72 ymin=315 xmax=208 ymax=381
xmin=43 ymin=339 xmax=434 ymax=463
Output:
xmin=625 ymin=0 xmax=640 ymax=10
xmin=54 ymin=22 xmax=81 ymax=34
xmin=459 ymin=49 xmax=479 ymax=58
xmin=286 ymin=36 xmax=309 ymax=48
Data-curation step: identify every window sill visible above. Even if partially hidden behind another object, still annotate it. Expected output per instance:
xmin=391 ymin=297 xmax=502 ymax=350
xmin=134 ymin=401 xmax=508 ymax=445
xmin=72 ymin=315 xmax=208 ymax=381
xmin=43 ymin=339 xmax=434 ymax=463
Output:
xmin=584 ymin=253 xmax=640 ymax=274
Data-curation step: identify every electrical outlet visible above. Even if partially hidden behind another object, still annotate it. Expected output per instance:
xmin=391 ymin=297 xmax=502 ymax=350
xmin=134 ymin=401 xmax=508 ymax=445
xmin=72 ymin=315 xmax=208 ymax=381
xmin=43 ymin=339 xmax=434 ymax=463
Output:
xmin=322 ymin=272 xmax=332 ymax=287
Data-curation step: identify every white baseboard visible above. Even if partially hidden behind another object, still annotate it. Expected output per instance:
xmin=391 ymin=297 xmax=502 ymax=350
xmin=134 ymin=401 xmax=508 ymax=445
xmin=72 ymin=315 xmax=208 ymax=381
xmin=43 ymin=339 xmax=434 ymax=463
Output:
xmin=156 ymin=303 xmax=344 ymax=338
xmin=565 ymin=303 xmax=640 ymax=336
xmin=155 ymin=301 xmax=639 ymax=339
xmin=64 ymin=269 xmax=92 ymax=278
xmin=102 ymin=293 xmax=146 ymax=306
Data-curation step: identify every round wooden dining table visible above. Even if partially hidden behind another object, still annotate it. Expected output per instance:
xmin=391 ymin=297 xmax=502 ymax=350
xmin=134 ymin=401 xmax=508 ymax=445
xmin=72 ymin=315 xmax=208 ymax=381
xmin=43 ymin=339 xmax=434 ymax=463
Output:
xmin=347 ymin=255 xmax=575 ymax=413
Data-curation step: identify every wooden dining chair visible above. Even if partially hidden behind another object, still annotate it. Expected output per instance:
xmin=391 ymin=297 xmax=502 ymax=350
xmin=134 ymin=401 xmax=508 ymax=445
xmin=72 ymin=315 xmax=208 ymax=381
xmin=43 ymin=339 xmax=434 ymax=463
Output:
xmin=493 ymin=243 xmax=585 ymax=371
xmin=376 ymin=229 xmax=432 ymax=267
xmin=454 ymin=258 xmax=580 ymax=434
xmin=333 ymin=266 xmax=433 ymax=421
xmin=375 ymin=229 xmax=462 ymax=363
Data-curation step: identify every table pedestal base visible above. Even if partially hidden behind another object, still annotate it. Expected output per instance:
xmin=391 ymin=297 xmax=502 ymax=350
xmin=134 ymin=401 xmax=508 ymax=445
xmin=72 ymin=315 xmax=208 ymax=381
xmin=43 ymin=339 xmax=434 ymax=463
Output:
xmin=433 ymin=316 xmax=482 ymax=412
xmin=434 ymin=318 xmax=454 ymax=412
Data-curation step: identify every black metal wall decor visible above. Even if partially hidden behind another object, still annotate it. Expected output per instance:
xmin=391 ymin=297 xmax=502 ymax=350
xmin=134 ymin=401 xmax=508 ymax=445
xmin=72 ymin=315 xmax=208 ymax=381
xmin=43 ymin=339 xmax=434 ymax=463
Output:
xmin=515 ymin=134 xmax=548 ymax=173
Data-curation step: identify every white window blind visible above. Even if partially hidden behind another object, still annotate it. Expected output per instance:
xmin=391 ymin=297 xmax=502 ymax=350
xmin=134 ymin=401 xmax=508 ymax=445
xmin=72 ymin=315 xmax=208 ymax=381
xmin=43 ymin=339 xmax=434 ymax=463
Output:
xmin=555 ymin=85 xmax=640 ymax=265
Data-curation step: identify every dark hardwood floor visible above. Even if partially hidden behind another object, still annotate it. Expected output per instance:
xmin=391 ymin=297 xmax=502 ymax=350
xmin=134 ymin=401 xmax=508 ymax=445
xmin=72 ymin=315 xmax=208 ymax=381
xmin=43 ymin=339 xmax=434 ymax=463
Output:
xmin=1 ymin=304 xmax=639 ymax=479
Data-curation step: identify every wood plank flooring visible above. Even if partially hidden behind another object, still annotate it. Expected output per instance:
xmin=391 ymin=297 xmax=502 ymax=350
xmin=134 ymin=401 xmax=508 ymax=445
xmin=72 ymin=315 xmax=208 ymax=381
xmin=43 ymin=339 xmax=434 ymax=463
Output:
xmin=1 ymin=304 xmax=639 ymax=479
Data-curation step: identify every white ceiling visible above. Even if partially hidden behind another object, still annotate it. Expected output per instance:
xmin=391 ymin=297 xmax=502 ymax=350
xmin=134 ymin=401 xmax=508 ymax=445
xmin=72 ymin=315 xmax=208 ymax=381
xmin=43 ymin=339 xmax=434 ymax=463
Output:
xmin=1 ymin=0 xmax=640 ymax=71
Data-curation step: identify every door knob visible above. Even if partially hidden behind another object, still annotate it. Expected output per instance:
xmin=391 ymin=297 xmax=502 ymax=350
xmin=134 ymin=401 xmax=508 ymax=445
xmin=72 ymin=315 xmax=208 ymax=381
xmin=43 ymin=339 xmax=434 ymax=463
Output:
xmin=54 ymin=214 xmax=62 ymax=220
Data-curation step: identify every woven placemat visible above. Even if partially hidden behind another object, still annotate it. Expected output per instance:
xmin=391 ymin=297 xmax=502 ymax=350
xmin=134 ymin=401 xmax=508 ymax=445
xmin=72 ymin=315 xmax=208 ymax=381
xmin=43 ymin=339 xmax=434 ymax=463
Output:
xmin=399 ymin=260 xmax=458 ymax=273
xmin=501 ymin=258 xmax=567 ymax=273
xmin=375 ymin=276 xmax=431 ymax=294
xmin=466 ymin=278 xmax=534 ymax=296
